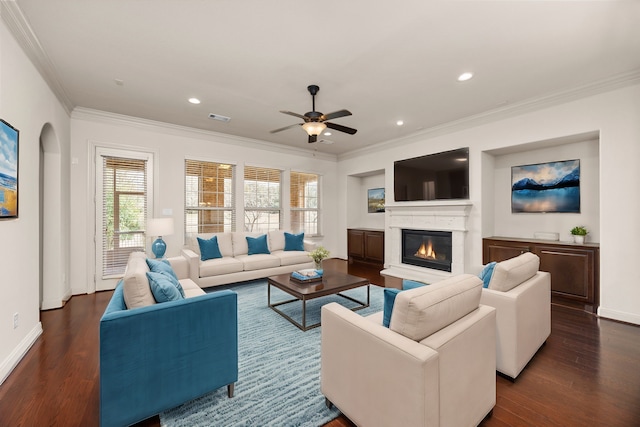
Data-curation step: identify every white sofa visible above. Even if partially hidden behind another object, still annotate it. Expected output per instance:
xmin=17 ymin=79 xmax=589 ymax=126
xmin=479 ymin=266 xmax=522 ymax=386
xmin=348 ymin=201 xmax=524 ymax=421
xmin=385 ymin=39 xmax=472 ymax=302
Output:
xmin=321 ymin=274 xmax=496 ymax=427
xmin=480 ymin=252 xmax=551 ymax=379
xmin=181 ymin=230 xmax=315 ymax=288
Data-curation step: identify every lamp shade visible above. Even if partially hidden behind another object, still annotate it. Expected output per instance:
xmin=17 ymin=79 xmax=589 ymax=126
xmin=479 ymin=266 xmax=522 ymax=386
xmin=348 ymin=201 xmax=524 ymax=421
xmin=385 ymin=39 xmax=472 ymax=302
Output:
xmin=302 ymin=122 xmax=326 ymax=136
xmin=147 ymin=217 xmax=174 ymax=237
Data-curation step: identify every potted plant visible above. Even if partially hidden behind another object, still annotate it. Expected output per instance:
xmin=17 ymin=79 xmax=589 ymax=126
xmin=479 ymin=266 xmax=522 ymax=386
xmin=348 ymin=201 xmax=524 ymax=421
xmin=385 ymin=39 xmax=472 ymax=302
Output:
xmin=570 ymin=226 xmax=588 ymax=244
xmin=309 ymin=246 xmax=330 ymax=271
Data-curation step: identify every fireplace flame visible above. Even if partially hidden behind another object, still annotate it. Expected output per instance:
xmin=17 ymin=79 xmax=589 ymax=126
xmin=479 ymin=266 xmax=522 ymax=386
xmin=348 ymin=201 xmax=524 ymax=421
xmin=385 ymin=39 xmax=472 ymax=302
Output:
xmin=415 ymin=240 xmax=436 ymax=259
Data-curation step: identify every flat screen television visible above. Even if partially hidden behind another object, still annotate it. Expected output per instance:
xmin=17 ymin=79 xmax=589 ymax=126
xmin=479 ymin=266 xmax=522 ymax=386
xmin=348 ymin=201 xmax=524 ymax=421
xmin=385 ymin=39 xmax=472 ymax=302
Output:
xmin=394 ymin=148 xmax=469 ymax=202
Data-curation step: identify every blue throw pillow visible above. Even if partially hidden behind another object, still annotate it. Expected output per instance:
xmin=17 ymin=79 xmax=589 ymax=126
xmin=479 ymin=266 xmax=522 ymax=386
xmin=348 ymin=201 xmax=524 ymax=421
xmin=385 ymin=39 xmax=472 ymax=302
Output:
xmin=284 ymin=232 xmax=305 ymax=251
xmin=247 ymin=234 xmax=270 ymax=255
xmin=479 ymin=262 xmax=497 ymax=288
xmin=382 ymin=288 xmax=403 ymax=328
xmin=147 ymin=272 xmax=184 ymax=303
xmin=402 ymin=279 xmax=428 ymax=290
xmin=146 ymin=258 xmax=179 ymax=282
xmin=197 ymin=235 xmax=223 ymax=261
xmin=383 ymin=280 xmax=429 ymax=327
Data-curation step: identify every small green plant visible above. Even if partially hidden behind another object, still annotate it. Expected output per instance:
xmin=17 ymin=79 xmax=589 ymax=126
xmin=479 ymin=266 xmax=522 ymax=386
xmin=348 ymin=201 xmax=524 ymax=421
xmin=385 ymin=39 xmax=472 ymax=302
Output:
xmin=570 ymin=226 xmax=588 ymax=236
xmin=309 ymin=246 xmax=330 ymax=264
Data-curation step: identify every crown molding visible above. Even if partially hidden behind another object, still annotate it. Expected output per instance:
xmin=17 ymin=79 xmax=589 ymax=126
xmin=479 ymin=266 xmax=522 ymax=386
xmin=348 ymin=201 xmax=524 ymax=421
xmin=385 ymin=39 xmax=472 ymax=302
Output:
xmin=339 ymin=69 xmax=640 ymax=161
xmin=71 ymin=107 xmax=337 ymax=162
xmin=1 ymin=0 xmax=74 ymax=114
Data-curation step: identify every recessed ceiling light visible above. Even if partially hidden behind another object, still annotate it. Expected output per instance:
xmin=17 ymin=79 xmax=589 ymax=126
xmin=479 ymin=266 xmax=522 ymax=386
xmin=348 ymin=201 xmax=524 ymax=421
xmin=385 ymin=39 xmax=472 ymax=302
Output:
xmin=324 ymin=131 xmax=332 ymax=136
xmin=455 ymin=157 xmax=468 ymax=162
xmin=458 ymin=72 xmax=473 ymax=82
xmin=396 ymin=120 xmax=404 ymax=126
xmin=188 ymin=97 xmax=201 ymax=104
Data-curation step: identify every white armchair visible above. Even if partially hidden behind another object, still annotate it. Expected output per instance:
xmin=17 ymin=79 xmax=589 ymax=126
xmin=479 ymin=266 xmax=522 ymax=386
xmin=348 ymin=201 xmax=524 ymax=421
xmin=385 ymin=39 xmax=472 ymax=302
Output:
xmin=321 ymin=274 xmax=496 ymax=427
xmin=480 ymin=252 xmax=551 ymax=380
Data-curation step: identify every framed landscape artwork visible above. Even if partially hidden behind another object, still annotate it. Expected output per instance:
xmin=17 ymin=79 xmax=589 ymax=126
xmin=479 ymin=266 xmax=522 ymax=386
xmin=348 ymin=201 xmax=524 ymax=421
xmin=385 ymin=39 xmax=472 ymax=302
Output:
xmin=0 ymin=119 xmax=19 ymax=219
xmin=367 ymin=188 xmax=385 ymax=213
xmin=511 ymin=159 xmax=580 ymax=213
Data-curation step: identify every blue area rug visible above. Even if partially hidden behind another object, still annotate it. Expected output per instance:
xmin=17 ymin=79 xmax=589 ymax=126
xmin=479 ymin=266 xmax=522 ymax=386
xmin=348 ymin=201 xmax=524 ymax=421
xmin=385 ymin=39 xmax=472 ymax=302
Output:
xmin=160 ymin=279 xmax=384 ymax=427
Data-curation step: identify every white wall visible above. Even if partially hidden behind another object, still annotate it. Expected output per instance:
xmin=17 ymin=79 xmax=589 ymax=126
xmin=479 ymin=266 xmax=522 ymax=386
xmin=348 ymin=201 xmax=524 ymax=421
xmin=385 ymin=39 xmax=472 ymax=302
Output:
xmin=69 ymin=109 xmax=340 ymax=293
xmin=491 ymin=138 xmax=600 ymax=243
xmin=0 ymin=20 xmax=70 ymax=384
xmin=346 ymin=172 xmax=385 ymax=230
xmin=338 ymin=82 xmax=640 ymax=325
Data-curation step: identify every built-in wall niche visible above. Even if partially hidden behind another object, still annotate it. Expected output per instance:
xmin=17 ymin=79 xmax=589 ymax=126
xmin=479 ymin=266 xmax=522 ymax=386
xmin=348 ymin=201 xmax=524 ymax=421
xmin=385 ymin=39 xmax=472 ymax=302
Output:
xmin=482 ymin=131 xmax=600 ymax=243
xmin=346 ymin=169 xmax=385 ymax=230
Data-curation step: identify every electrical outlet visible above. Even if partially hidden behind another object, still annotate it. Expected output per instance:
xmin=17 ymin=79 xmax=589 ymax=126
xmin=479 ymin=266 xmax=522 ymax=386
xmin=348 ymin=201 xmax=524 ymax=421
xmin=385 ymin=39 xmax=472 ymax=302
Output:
xmin=13 ymin=312 xmax=19 ymax=329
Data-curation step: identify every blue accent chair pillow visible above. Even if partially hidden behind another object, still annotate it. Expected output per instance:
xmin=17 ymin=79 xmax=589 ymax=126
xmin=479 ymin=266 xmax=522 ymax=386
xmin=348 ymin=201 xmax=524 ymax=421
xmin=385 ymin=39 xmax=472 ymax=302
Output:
xmin=383 ymin=288 xmax=402 ymax=328
xmin=198 ymin=235 xmax=223 ymax=261
xmin=383 ymin=280 xmax=429 ymax=328
xmin=284 ymin=232 xmax=305 ymax=251
xmin=146 ymin=272 xmax=184 ymax=303
xmin=479 ymin=262 xmax=497 ymax=288
xmin=247 ymin=234 xmax=271 ymax=255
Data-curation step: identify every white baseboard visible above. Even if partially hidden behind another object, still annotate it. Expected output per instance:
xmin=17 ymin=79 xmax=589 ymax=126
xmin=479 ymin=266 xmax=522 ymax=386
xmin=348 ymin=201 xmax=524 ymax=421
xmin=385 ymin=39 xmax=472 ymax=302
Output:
xmin=598 ymin=307 xmax=640 ymax=326
xmin=0 ymin=323 xmax=43 ymax=386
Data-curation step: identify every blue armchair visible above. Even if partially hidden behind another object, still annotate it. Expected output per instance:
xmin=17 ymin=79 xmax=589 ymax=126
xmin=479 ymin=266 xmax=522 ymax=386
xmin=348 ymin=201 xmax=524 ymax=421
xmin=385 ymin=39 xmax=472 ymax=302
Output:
xmin=99 ymin=282 xmax=238 ymax=427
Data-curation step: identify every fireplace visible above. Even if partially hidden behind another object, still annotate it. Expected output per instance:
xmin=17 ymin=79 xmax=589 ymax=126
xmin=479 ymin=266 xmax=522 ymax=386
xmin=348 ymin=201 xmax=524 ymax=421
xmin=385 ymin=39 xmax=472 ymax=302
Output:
xmin=402 ymin=229 xmax=453 ymax=272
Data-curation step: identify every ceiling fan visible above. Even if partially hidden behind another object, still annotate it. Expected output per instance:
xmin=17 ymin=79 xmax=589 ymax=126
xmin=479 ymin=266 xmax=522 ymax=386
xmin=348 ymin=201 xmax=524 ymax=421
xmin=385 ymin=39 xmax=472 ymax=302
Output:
xmin=270 ymin=85 xmax=357 ymax=143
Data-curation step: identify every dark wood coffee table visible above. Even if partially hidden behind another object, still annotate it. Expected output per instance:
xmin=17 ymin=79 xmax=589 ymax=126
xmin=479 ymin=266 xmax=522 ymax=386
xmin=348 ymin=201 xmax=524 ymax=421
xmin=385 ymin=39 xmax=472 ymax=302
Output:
xmin=267 ymin=271 xmax=370 ymax=331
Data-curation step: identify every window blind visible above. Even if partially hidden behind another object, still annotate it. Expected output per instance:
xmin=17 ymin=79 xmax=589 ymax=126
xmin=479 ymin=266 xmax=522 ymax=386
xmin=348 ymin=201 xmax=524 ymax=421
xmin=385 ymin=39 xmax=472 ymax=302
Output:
xmin=185 ymin=159 xmax=235 ymax=234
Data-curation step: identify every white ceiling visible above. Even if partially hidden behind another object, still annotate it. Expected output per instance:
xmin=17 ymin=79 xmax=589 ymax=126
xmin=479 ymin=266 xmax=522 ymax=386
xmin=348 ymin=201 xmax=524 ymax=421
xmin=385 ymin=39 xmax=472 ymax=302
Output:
xmin=7 ymin=0 xmax=640 ymax=155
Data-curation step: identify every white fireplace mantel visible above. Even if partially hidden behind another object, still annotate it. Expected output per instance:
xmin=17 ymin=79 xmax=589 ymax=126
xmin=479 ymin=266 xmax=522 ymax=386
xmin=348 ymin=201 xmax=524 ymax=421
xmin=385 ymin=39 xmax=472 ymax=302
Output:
xmin=382 ymin=201 xmax=472 ymax=283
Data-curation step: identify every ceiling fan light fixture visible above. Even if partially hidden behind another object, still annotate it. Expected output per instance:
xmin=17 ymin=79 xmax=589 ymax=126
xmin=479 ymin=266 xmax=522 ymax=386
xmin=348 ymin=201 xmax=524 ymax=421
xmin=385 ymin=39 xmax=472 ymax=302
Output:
xmin=302 ymin=122 xmax=327 ymax=136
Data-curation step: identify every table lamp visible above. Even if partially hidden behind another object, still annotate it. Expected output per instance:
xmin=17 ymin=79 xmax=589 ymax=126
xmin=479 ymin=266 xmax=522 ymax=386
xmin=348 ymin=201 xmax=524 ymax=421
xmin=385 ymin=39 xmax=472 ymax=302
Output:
xmin=147 ymin=217 xmax=174 ymax=258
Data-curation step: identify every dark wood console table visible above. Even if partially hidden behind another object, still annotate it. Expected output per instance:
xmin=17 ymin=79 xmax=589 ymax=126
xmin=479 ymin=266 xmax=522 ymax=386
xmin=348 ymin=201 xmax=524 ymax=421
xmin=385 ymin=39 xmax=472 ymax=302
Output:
xmin=483 ymin=236 xmax=599 ymax=313
xmin=347 ymin=228 xmax=384 ymax=267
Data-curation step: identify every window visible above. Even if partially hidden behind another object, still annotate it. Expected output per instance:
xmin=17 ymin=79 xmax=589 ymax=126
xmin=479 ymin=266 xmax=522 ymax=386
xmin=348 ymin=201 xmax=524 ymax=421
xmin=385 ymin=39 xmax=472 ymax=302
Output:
xmin=244 ymin=166 xmax=281 ymax=232
xmin=100 ymin=156 xmax=147 ymax=277
xmin=185 ymin=160 xmax=235 ymax=234
xmin=290 ymin=171 xmax=320 ymax=235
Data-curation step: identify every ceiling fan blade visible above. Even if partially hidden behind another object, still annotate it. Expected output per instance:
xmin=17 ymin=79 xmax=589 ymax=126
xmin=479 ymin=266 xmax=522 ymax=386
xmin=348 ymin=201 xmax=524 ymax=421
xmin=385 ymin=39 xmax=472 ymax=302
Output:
xmin=270 ymin=123 xmax=302 ymax=134
xmin=280 ymin=110 xmax=307 ymax=120
xmin=320 ymin=109 xmax=352 ymax=121
xmin=308 ymin=134 xmax=317 ymax=144
xmin=325 ymin=122 xmax=358 ymax=135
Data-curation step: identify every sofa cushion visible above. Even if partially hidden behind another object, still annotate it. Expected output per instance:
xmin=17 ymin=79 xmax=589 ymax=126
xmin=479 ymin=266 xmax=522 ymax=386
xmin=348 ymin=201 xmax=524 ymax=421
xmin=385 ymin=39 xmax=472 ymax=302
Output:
xmin=488 ymin=252 xmax=540 ymax=292
xmin=479 ymin=262 xmax=497 ymax=288
xmin=146 ymin=258 xmax=184 ymax=297
xmin=268 ymin=230 xmax=285 ymax=252
xmin=247 ymin=234 xmax=271 ymax=255
xmin=178 ymin=278 xmax=206 ymax=298
xmin=199 ymin=257 xmax=244 ymax=277
xmin=232 ymin=232 xmax=257 ymax=256
xmin=236 ymin=254 xmax=280 ymax=271
xmin=271 ymin=250 xmax=312 ymax=266
xmin=188 ymin=232 xmax=233 ymax=257
xmin=147 ymin=272 xmax=184 ymax=303
xmin=122 ymin=252 xmax=156 ymax=309
xmin=146 ymin=258 xmax=179 ymax=281
xmin=284 ymin=232 xmax=305 ymax=251
xmin=390 ymin=274 xmax=482 ymax=341
xmin=197 ymin=235 xmax=223 ymax=261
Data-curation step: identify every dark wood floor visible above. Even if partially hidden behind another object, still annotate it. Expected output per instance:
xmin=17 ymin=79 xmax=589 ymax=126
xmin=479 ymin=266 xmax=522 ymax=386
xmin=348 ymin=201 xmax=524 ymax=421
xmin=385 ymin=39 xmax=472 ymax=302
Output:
xmin=1 ymin=259 xmax=639 ymax=426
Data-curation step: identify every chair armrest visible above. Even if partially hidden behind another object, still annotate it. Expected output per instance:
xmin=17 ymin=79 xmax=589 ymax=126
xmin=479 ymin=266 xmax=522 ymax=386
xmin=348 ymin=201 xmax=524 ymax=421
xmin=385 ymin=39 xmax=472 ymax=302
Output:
xmin=167 ymin=255 xmax=189 ymax=280
xmin=480 ymin=271 xmax=550 ymax=377
xmin=100 ymin=290 xmax=238 ymax=427
xmin=181 ymin=248 xmax=200 ymax=282
xmin=321 ymin=303 xmax=439 ymax=427
xmin=303 ymin=240 xmax=317 ymax=252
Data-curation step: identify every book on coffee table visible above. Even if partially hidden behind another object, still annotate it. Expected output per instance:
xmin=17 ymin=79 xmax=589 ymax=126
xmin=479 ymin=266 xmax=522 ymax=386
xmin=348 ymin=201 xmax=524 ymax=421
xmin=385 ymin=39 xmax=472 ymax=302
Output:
xmin=290 ymin=269 xmax=323 ymax=284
